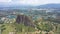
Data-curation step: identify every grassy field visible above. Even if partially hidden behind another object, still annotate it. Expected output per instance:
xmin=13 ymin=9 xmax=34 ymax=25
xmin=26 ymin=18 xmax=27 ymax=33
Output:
xmin=2 ymin=23 xmax=36 ymax=34
xmin=2 ymin=23 xmax=15 ymax=34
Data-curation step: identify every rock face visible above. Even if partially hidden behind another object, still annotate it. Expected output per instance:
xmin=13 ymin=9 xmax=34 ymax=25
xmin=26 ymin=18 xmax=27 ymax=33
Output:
xmin=16 ymin=14 xmax=35 ymax=27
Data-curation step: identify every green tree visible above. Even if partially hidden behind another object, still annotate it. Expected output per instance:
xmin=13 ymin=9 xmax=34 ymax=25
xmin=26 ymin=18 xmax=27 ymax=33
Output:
xmin=35 ymin=21 xmax=54 ymax=34
xmin=14 ymin=22 xmax=36 ymax=33
xmin=0 ymin=24 xmax=6 ymax=34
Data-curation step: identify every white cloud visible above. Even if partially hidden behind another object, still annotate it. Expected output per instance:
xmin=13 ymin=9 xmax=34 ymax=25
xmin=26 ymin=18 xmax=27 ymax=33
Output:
xmin=18 ymin=0 xmax=60 ymax=5
xmin=0 ymin=0 xmax=11 ymax=2
xmin=0 ymin=0 xmax=60 ymax=5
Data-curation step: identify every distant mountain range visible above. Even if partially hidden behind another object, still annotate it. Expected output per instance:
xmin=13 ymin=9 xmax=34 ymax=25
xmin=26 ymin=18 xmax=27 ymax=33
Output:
xmin=37 ymin=4 xmax=60 ymax=9
xmin=0 ymin=4 xmax=60 ymax=9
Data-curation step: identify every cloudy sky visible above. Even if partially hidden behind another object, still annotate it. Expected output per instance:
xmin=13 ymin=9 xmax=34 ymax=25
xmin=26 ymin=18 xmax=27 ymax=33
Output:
xmin=0 ymin=0 xmax=60 ymax=6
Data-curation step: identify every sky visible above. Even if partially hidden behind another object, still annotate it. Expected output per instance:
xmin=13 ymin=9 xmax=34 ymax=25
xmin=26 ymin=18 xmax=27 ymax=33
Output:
xmin=0 ymin=0 xmax=60 ymax=6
